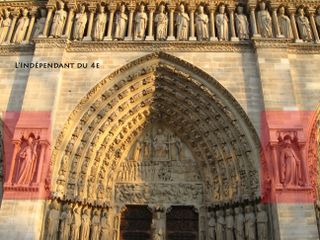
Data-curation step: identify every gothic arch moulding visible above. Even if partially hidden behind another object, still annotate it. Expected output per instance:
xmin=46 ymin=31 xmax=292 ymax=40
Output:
xmin=50 ymin=52 xmax=261 ymax=208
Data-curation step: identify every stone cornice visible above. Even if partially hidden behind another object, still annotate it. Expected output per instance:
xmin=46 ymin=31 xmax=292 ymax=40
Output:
xmin=0 ymin=44 xmax=34 ymax=55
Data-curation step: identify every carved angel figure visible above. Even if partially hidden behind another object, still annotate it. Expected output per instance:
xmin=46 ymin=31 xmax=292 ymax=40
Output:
xmin=134 ymin=4 xmax=148 ymax=40
xmin=92 ymin=6 xmax=107 ymax=41
xmin=195 ymin=5 xmax=209 ymax=41
xmin=0 ymin=9 xmax=12 ymax=44
xmin=235 ymin=6 xmax=249 ymax=40
xmin=50 ymin=1 xmax=67 ymax=38
xmin=73 ymin=4 xmax=88 ymax=41
xmin=216 ymin=5 xmax=229 ymax=41
xmin=257 ymin=2 xmax=273 ymax=38
xmin=155 ymin=4 xmax=168 ymax=41
xmin=296 ymin=7 xmax=313 ymax=42
xmin=12 ymin=8 xmax=30 ymax=44
xmin=176 ymin=4 xmax=190 ymax=41
xmin=278 ymin=6 xmax=293 ymax=39
xmin=114 ymin=4 xmax=128 ymax=40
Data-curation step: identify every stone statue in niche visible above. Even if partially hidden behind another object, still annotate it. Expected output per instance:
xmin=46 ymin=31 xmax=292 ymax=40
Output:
xmin=279 ymin=135 xmax=305 ymax=187
xmin=257 ymin=1 xmax=273 ymax=38
xmin=152 ymin=211 xmax=165 ymax=240
xmin=33 ymin=9 xmax=47 ymax=38
xmin=70 ymin=205 xmax=82 ymax=240
xmin=73 ymin=4 xmax=88 ymax=41
xmin=256 ymin=204 xmax=268 ymax=240
xmin=225 ymin=209 xmax=234 ymax=240
xmin=278 ymin=6 xmax=293 ymax=39
xmin=155 ymin=4 xmax=168 ymax=41
xmin=12 ymin=8 xmax=29 ymax=44
xmin=216 ymin=5 xmax=229 ymax=41
xmin=0 ymin=9 xmax=12 ymax=44
xmin=216 ymin=210 xmax=225 ymax=240
xmin=114 ymin=4 xmax=128 ymax=40
xmin=296 ymin=7 xmax=313 ymax=42
xmin=244 ymin=206 xmax=256 ymax=240
xmin=316 ymin=9 xmax=320 ymax=33
xmin=50 ymin=1 xmax=67 ymax=38
xmin=59 ymin=203 xmax=72 ymax=240
xmin=153 ymin=128 xmax=169 ymax=160
xmin=195 ymin=5 xmax=209 ymax=41
xmin=91 ymin=209 xmax=101 ymax=240
xmin=234 ymin=207 xmax=245 ymax=240
xmin=208 ymin=212 xmax=216 ymax=240
xmin=92 ymin=5 xmax=107 ymax=41
xmin=46 ymin=200 xmax=60 ymax=240
xmin=15 ymin=133 xmax=40 ymax=185
xmin=176 ymin=4 xmax=190 ymax=41
xmin=100 ymin=210 xmax=110 ymax=238
xmin=235 ymin=5 xmax=249 ymax=40
xmin=80 ymin=207 xmax=90 ymax=240
xmin=134 ymin=4 xmax=148 ymax=40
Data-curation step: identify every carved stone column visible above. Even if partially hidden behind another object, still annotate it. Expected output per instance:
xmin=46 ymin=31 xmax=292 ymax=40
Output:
xmin=309 ymin=9 xmax=320 ymax=43
xmin=189 ymin=5 xmax=197 ymax=41
xmin=271 ymin=5 xmax=284 ymax=38
xmin=105 ymin=4 xmax=116 ymax=41
xmin=167 ymin=5 xmax=176 ymax=41
xmin=41 ymin=6 xmax=54 ymax=37
xmin=288 ymin=7 xmax=303 ymax=43
xmin=6 ymin=140 xmax=21 ymax=185
xmin=209 ymin=4 xmax=218 ymax=41
xmin=24 ymin=8 xmax=37 ymax=44
xmin=84 ymin=6 xmax=95 ymax=41
xmin=146 ymin=5 xmax=155 ymax=41
xmin=63 ymin=4 xmax=76 ymax=39
xmin=228 ymin=6 xmax=239 ymax=41
xmin=6 ymin=11 xmax=19 ymax=43
xmin=125 ymin=5 xmax=135 ymax=41
xmin=248 ymin=5 xmax=261 ymax=38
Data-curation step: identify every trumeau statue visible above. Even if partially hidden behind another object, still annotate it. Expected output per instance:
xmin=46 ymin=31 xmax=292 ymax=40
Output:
xmin=196 ymin=5 xmax=209 ymax=41
xmin=244 ymin=206 xmax=256 ymax=240
xmin=114 ymin=4 xmax=128 ymax=40
xmin=257 ymin=1 xmax=273 ymax=38
xmin=33 ymin=9 xmax=46 ymax=38
xmin=155 ymin=4 xmax=168 ymax=41
xmin=296 ymin=7 xmax=313 ymax=42
xmin=216 ymin=210 xmax=225 ymax=240
xmin=93 ymin=5 xmax=107 ymax=41
xmin=134 ymin=4 xmax=148 ymax=40
xmin=216 ymin=5 xmax=229 ymax=41
xmin=46 ymin=201 xmax=60 ymax=240
xmin=12 ymin=8 xmax=29 ymax=44
xmin=225 ymin=209 xmax=234 ymax=240
xmin=73 ymin=5 xmax=88 ymax=41
xmin=16 ymin=133 xmax=39 ymax=185
xmin=234 ymin=207 xmax=245 ymax=240
xmin=80 ymin=208 xmax=90 ymax=240
xmin=278 ymin=6 xmax=293 ymax=39
xmin=50 ymin=1 xmax=67 ymax=38
xmin=91 ymin=209 xmax=101 ymax=240
xmin=176 ymin=4 xmax=190 ymax=41
xmin=0 ymin=9 xmax=12 ymax=44
xmin=235 ymin=5 xmax=249 ymax=40
xmin=59 ymin=204 xmax=72 ymax=240
xmin=208 ymin=212 xmax=216 ymax=240
xmin=70 ymin=205 xmax=82 ymax=240
xmin=256 ymin=204 xmax=268 ymax=240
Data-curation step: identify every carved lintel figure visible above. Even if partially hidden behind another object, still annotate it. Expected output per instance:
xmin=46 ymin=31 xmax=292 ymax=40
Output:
xmin=0 ymin=9 xmax=12 ymax=44
xmin=196 ymin=5 xmax=209 ymax=41
xmin=235 ymin=6 xmax=249 ymax=40
xmin=50 ymin=1 xmax=67 ymax=38
xmin=216 ymin=210 xmax=225 ymax=240
xmin=256 ymin=204 xmax=268 ymax=240
xmin=12 ymin=8 xmax=30 ymax=44
xmin=278 ymin=6 xmax=293 ymax=39
xmin=279 ymin=135 xmax=305 ymax=187
xmin=257 ymin=1 xmax=273 ymax=38
xmin=244 ymin=206 xmax=256 ymax=240
xmin=60 ymin=203 xmax=72 ymax=240
xmin=80 ymin=207 xmax=90 ymax=240
xmin=296 ymin=7 xmax=313 ymax=42
xmin=216 ymin=5 xmax=229 ymax=41
xmin=46 ymin=200 xmax=60 ymax=240
xmin=91 ymin=209 xmax=101 ymax=240
xmin=225 ymin=209 xmax=234 ymax=240
xmin=73 ymin=4 xmax=88 ymax=41
xmin=176 ymin=4 xmax=190 ymax=41
xmin=208 ymin=212 xmax=216 ymax=240
xmin=114 ymin=4 xmax=128 ymax=40
xmin=16 ymin=133 xmax=39 ymax=185
xmin=100 ymin=209 xmax=110 ymax=239
xmin=93 ymin=5 xmax=107 ymax=41
xmin=70 ymin=205 xmax=82 ymax=240
xmin=234 ymin=207 xmax=245 ymax=240
xmin=33 ymin=8 xmax=47 ymax=38
xmin=134 ymin=4 xmax=148 ymax=40
xmin=155 ymin=4 xmax=168 ymax=41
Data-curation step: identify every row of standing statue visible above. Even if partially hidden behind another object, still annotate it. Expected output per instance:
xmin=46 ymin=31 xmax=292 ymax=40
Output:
xmin=1 ymin=1 xmax=320 ymax=45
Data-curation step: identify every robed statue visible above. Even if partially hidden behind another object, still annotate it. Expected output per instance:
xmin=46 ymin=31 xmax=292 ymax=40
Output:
xmin=12 ymin=8 xmax=30 ymax=44
xmin=50 ymin=1 xmax=67 ymax=38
